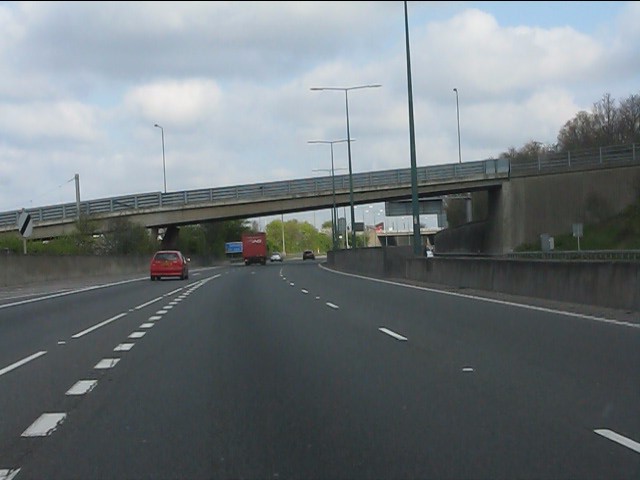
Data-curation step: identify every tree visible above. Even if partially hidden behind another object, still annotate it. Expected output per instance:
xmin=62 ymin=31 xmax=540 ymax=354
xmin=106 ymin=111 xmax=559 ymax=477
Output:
xmin=102 ymin=217 xmax=155 ymax=254
xmin=617 ymin=94 xmax=640 ymax=144
xmin=177 ymin=225 xmax=206 ymax=254
xmin=591 ymin=93 xmax=618 ymax=145
xmin=201 ymin=219 xmax=250 ymax=258
xmin=557 ymin=111 xmax=597 ymax=151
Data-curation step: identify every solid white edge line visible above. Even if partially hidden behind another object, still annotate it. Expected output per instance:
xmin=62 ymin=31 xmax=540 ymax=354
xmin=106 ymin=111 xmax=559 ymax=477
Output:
xmin=0 ymin=469 xmax=21 ymax=480
xmin=379 ymin=327 xmax=408 ymax=341
xmin=0 ymin=351 xmax=47 ymax=377
xmin=594 ymin=429 xmax=640 ymax=453
xmin=71 ymin=313 xmax=127 ymax=339
xmin=0 ymin=277 xmax=147 ymax=310
xmin=66 ymin=379 xmax=98 ymax=396
xmin=21 ymin=413 xmax=67 ymax=437
xmin=0 ymin=269 xmax=221 ymax=312
xmin=319 ymin=264 xmax=640 ymax=330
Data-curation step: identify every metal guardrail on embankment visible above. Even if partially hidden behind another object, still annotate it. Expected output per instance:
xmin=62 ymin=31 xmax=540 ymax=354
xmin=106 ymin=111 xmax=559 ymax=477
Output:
xmin=0 ymin=158 xmax=509 ymax=232
xmin=506 ymin=250 xmax=640 ymax=261
xmin=510 ymin=143 xmax=637 ymax=177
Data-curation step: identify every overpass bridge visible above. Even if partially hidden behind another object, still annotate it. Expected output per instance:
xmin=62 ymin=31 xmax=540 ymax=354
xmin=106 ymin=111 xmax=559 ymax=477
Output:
xmin=0 ymin=143 xmax=638 ymax=253
xmin=0 ymin=158 xmax=510 ymax=239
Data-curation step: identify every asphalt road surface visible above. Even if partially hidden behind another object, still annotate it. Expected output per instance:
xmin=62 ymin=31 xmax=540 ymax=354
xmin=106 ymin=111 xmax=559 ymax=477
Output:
xmin=0 ymin=261 xmax=638 ymax=479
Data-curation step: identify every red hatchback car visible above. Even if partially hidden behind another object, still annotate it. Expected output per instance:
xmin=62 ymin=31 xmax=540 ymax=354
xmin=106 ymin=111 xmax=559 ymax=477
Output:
xmin=150 ymin=250 xmax=190 ymax=281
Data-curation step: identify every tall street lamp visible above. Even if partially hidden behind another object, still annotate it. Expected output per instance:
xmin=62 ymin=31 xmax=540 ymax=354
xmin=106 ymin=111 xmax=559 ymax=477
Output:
xmin=154 ymin=123 xmax=167 ymax=193
xmin=309 ymin=139 xmax=350 ymax=250
xmin=310 ymin=84 xmax=381 ymax=249
xmin=453 ymin=88 xmax=461 ymax=164
xmin=404 ymin=1 xmax=421 ymax=255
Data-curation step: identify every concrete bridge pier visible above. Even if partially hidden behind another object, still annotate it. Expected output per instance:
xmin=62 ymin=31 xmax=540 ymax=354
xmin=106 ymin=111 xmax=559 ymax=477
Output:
xmin=160 ymin=225 xmax=180 ymax=250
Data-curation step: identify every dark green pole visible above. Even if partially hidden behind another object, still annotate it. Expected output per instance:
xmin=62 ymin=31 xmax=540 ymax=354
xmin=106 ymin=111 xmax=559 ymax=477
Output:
xmin=404 ymin=1 xmax=421 ymax=255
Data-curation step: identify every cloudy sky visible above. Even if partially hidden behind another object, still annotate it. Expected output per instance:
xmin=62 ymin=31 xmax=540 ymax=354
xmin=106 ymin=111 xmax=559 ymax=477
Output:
xmin=0 ymin=1 xmax=638 ymax=228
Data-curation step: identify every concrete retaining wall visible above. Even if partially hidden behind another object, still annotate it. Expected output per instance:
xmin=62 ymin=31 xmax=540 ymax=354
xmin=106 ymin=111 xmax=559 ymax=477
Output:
xmin=328 ymin=248 xmax=640 ymax=312
xmin=0 ymin=253 xmax=215 ymax=287
xmin=0 ymin=254 xmax=151 ymax=287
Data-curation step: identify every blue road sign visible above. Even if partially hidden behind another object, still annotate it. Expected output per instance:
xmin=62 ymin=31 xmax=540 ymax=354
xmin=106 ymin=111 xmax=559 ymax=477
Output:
xmin=225 ymin=242 xmax=243 ymax=254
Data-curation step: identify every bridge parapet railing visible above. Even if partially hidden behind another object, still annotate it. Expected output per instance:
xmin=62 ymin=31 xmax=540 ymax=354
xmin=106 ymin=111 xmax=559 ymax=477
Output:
xmin=0 ymin=157 xmax=522 ymax=231
xmin=0 ymin=143 xmax=636 ymax=231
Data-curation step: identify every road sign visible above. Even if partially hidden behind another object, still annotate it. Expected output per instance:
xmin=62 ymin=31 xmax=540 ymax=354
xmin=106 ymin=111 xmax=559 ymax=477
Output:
xmin=572 ymin=223 xmax=583 ymax=238
xmin=573 ymin=223 xmax=583 ymax=251
xmin=17 ymin=210 xmax=33 ymax=238
xmin=224 ymin=241 xmax=242 ymax=254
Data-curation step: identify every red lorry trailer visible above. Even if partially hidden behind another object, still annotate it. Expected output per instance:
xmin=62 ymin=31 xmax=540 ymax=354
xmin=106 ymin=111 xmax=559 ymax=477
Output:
xmin=241 ymin=232 xmax=267 ymax=265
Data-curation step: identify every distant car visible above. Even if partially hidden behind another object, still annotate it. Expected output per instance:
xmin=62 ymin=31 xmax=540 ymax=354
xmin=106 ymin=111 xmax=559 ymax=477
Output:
xmin=270 ymin=252 xmax=283 ymax=262
xmin=302 ymin=250 xmax=315 ymax=260
xmin=150 ymin=250 xmax=189 ymax=280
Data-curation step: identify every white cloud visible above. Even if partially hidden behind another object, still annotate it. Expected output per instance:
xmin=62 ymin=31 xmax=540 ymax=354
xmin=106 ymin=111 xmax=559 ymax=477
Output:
xmin=123 ymin=79 xmax=223 ymax=127
xmin=0 ymin=1 xmax=638 ymax=213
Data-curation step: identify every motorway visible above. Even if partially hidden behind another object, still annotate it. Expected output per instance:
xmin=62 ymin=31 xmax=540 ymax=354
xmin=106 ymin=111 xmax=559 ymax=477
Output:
xmin=0 ymin=260 xmax=638 ymax=479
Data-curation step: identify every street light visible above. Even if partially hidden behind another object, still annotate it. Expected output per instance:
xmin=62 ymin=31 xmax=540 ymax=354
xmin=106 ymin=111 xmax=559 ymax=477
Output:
xmin=404 ymin=1 xmax=421 ymax=255
xmin=309 ymin=139 xmax=351 ymax=250
xmin=310 ymin=84 xmax=381 ymax=249
xmin=154 ymin=124 xmax=167 ymax=193
xmin=453 ymin=88 xmax=461 ymax=164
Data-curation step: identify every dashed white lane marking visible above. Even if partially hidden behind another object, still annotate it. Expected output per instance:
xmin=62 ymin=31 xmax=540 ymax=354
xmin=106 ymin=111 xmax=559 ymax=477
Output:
xmin=0 ymin=351 xmax=47 ymax=377
xmin=301 ymin=289 xmax=309 ymax=294
xmin=164 ymin=305 xmax=174 ymax=309
xmin=379 ymin=327 xmax=408 ymax=341
xmin=134 ymin=296 xmax=163 ymax=310
xmin=57 ymin=341 xmax=66 ymax=345
xmin=0 ymin=468 xmax=21 ymax=480
xmin=139 ymin=323 xmax=154 ymax=329
xmin=315 ymin=296 xmax=320 ymax=300
xmin=66 ymin=380 xmax=98 ymax=396
xmin=128 ymin=331 xmax=146 ymax=339
xmin=462 ymin=367 xmax=475 ymax=372
xmin=148 ymin=315 xmax=162 ymax=321
xmin=21 ymin=413 xmax=67 ymax=437
xmin=169 ymin=301 xmax=178 ymax=306
xmin=594 ymin=429 xmax=640 ymax=454
xmin=326 ymin=302 xmax=339 ymax=310
xmin=290 ymin=282 xmax=295 ymax=286
xmin=94 ymin=358 xmax=120 ymax=369
xmin=71 ymin=313 xmax=127 ymax=339
xmin=114 ymin=343 xmax=135 ymax=352
xmin=155 ymin=309 xmax=168 ymax=315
